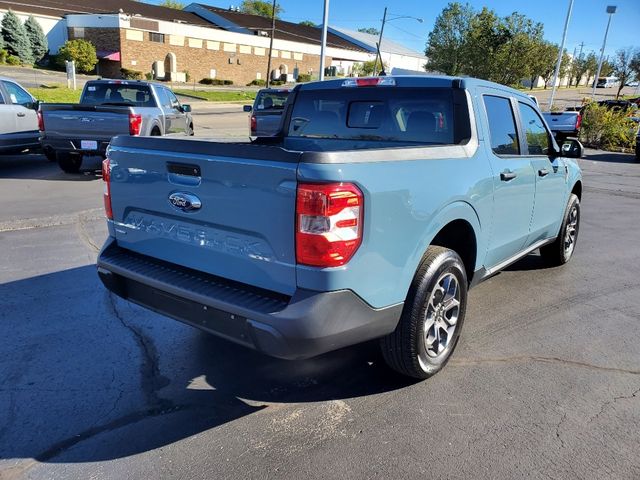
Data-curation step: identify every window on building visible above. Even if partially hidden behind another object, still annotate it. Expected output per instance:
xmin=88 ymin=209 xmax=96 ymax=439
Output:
xmin=483 ymin=95 xmax=520 ymax=155
xmin=149 ymin=32 xmax=165 ymax=43
xmin=518 ymin=102 xmax=550 ymax=155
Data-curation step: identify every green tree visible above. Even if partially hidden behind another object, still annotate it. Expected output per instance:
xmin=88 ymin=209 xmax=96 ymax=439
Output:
xmin=612 ymin=47 xmax=637 ymax=98
xmin=425 ymin=2 xmax=474 ymax=75
xmin=240 ymin=0 xmax=283 ymax=18
xmin=1 ymin=10 xmax=33 ymax=64
xmin=159 ymin=0 xmax=184 ymax=8
xmin=529 ymin=41 xmax=559 ymax=89
xmin=571 ymin=52 xmax=597 ymax=86
xmin=462 ymin=7 xmax=508 ymax=81
xmin=299 ymin=20 xmax=316 ymax=27
xmin=57 ymin=39 xmax=98 ymax=73
xmin=493 ymin=13 xmax=544 ymax=85
xmin=24 ymin=15 xmax=48 ymax=63
xmin=353 ymin=59 xmax=388 ymax=76
xmin=358 ymin=27 xmax=380 ymax=36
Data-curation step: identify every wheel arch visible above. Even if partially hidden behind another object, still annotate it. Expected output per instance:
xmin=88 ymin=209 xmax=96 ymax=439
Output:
xmin=408 ymin=201 xmax=484 ymax=287
xmin=571 ymin=180 xmax=582 ymax=200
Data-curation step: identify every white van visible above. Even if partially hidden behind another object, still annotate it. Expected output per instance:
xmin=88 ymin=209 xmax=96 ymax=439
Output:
xmin=595 ymin=77 xmax=620 ymax=88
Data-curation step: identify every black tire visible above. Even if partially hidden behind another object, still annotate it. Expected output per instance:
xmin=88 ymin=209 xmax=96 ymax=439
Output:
xmin=188 ymin=123 xmax=194 ymax=136
xmin=151 ymin=127 xmax=161 ymax=136
xmin=43 ymin=147 xmax=57 ymax=162
xmin=540 ymin=193 xmax=580 ymax=266
xmin=57 ymin=152 xmax=82 ymax=174
xmin=381 ymin=246 xmax=468 ymax=379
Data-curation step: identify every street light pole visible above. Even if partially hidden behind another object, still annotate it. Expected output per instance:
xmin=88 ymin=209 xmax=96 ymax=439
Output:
xmin=548 ymin=0 xmax=574 ymax=111
xmin=265 ymin=0 xmax=277 ymax=88
xmin=591 ymin=6 xmax=617 ymax=99
xmin=373 ymin=7 xmax=387 ymax=76
xmin=319 ymin=0 xmax=330 ymax=81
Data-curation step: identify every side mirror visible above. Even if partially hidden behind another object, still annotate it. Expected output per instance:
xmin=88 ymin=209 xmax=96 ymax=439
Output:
xmin=243 ymin=105 xmax=252 ymax=112
xmin=181 ymin=104 xmax=191 ymax=113
xmin=560 ymin=138 xmax=584 ymax=159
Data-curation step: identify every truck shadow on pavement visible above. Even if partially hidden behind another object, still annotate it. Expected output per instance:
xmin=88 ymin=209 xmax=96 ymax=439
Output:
xmin=582 ymin=150 xmax=638 ymax=165
xmin=0 ymin=265 xmax=414 ymax=465
xmin=0 ymin=153 xmax=102 ymax=181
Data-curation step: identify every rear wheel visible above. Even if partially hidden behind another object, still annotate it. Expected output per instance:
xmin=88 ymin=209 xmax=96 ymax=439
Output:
xmin=43 ymin=147 xmax=57 ymax=162
xmin=57 ymin=152 xmax=82 ymax=173
xmin=540 ymin=194 xmax=580 ymax=266
xmin=188 ymin=123 xmax=194 ymax=136
xmin=151 ymin=127 xmax=161 ymax=136
xmin=381 ymin=246 xmax=467 ymax=379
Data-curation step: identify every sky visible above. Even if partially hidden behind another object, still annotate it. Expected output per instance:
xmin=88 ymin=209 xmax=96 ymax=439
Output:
xmin=148 ymin=0 xmax=640 ymax=58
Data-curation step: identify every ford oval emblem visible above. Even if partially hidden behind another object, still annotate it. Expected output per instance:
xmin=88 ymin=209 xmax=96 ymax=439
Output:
xmin=168 ymin=192 xmax=202 ymax=212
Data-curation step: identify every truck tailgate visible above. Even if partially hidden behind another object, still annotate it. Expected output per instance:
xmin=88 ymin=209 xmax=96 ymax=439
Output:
xmin=43 ymin=106 xmax=130 ymax=141
xmin=543 ymin=112 xmax=578 ymax=131
xmin=107 ymin=136 xmax=301 ymax=296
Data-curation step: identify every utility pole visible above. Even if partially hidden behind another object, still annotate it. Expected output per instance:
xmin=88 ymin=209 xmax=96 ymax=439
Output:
xmin=265 ymin=0 xmax=277 ymax=88
xmin=549 ymin=0 xmax=574 ymax=110
xmin=592 ymin=6 xmax=617 ymax=99
xmin=319 ymin=0 xmax=329 ymax=80
xmin=373 ymin=7 xmax=388 ymax=76
xmin=577 ymin=41 xmax=584 ymax=59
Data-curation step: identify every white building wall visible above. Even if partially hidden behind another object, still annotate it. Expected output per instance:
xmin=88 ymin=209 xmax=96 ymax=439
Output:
xmin=0 ymin=9 xmax=67 ymax=53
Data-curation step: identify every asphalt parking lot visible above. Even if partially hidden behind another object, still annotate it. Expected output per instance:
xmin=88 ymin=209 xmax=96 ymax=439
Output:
xmin=0 ymin=111 xmax=639 ymax=479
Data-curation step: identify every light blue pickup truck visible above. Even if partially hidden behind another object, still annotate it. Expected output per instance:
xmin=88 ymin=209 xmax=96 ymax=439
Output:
xmin=97 ymin=76 xmax=583 ymax=379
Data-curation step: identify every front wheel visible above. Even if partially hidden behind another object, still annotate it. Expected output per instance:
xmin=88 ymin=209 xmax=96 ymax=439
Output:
xmin=381 ymin=246 xmax=468 ymax=379
xmin=540 ymin=194 xmax=580 ymax=266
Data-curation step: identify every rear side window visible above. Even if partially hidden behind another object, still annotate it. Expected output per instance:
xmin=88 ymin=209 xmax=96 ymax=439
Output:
xmin=518 ymin=102 xmax=550 ymax=155
xmin=255 ymin=91 xmax=289 ymax=111
xmin=287 ymin=87 xmax=470 ymax=146
xmin=82 ymin=83 xmax=156 ymax=107
xmin=483 ymin=95 xmax=519 ymax=155
xmin=3 ymin=81 xmax=33 ymax=107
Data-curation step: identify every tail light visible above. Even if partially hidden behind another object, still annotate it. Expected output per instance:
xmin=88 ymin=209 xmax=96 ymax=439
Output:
xmin=129 ymin=113 xmax=142 ymax=136
xmin=296 ymin=182 xmax=363 ymax=267
xmin=102 ymin=158 xmax=113 ymax=220
xmin=37 ymin=111 xmax=44 ymax=131
xmin=250 ymin=115 xmax=257 ymax=133
xmin=575 ymin=113 xmax=582 ymax=130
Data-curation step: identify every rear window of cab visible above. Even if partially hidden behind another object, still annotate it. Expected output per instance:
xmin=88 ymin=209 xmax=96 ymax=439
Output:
xmin=287 ymin=87 xmax=471 ymax=146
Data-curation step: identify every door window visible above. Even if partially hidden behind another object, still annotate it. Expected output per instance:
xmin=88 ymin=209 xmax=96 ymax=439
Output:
xmin=483 ymin=95 xmax=520 ymax=155
xmin=518 ymin=102 xmax=551 ymax=155
xmin=2 ymin=81 xmax=33 ymax=107
xmin=165 ymin=89 xmax=181 ymax=110
xmin=155 ymin=87 xmax=171 ymax=108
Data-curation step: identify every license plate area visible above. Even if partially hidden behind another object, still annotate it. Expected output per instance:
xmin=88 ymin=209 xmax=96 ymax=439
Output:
xmin=81 ymin=140 xmax=98 ymax=150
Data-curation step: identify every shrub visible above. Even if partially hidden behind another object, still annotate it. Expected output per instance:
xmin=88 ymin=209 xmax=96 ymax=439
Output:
xmin=0 ymin=49 xmax=7 ymax=64
xmin=120 ymin=68 xmax=143 ymax=80
xmin=580 ymin=102 xmax=638 ymax=150
xmin=57 ymin=39 xmax=98 ymax=73
xmin=184 ymin=70 xmax=191 ymax=82
xmin=145 ymin=72 xmax=153 ymax=80
xmin=270 ymin=80 xmax=285 ymax=86
xmin=199 ymin=78 xmax=233 ymax=85
xmin=246 ymin=79 xmax=266 ymax=86
xmin=6 ymin=55 xmax=21 ymax=65
xmin=296 ymin=73 xmax=311 ymax=83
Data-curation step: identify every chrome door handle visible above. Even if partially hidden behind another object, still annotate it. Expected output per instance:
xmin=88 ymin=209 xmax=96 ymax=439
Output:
xmin=500 ymin=171 xmax=517 ymax=181
xmin=538 ymin=168 xmax=549 ymax=177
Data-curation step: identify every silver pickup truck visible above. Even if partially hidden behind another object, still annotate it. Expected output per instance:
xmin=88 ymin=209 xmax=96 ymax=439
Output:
xmin=40 ymin=80 xmax=194 ymax=173
xmin=243 ymin=88 xmax=290 ymax=137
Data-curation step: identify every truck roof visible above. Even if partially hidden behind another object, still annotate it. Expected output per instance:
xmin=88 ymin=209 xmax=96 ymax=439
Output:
xmin=297 ymin=75 xmax=533 ymax=103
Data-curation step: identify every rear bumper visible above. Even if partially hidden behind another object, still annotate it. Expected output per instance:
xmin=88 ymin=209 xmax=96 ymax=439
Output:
xmin=41 ymin=136 xmax=111 ymax=156
xmin=97 ymin=239 xmax=402 ymax=360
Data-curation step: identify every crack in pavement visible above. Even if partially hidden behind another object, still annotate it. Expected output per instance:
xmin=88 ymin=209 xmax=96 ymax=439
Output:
xmin=450 ymin=355 xmax=640 ymax=375
xmin=25 ymin=293 xmax=177 ymax=464
xmin=555 ymin=406 xmax=568 ymax=448
xmin=589 ymin=385 xmax=640 ymax=423
xmin=105 ymin=292 xmax=171 ymax=409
